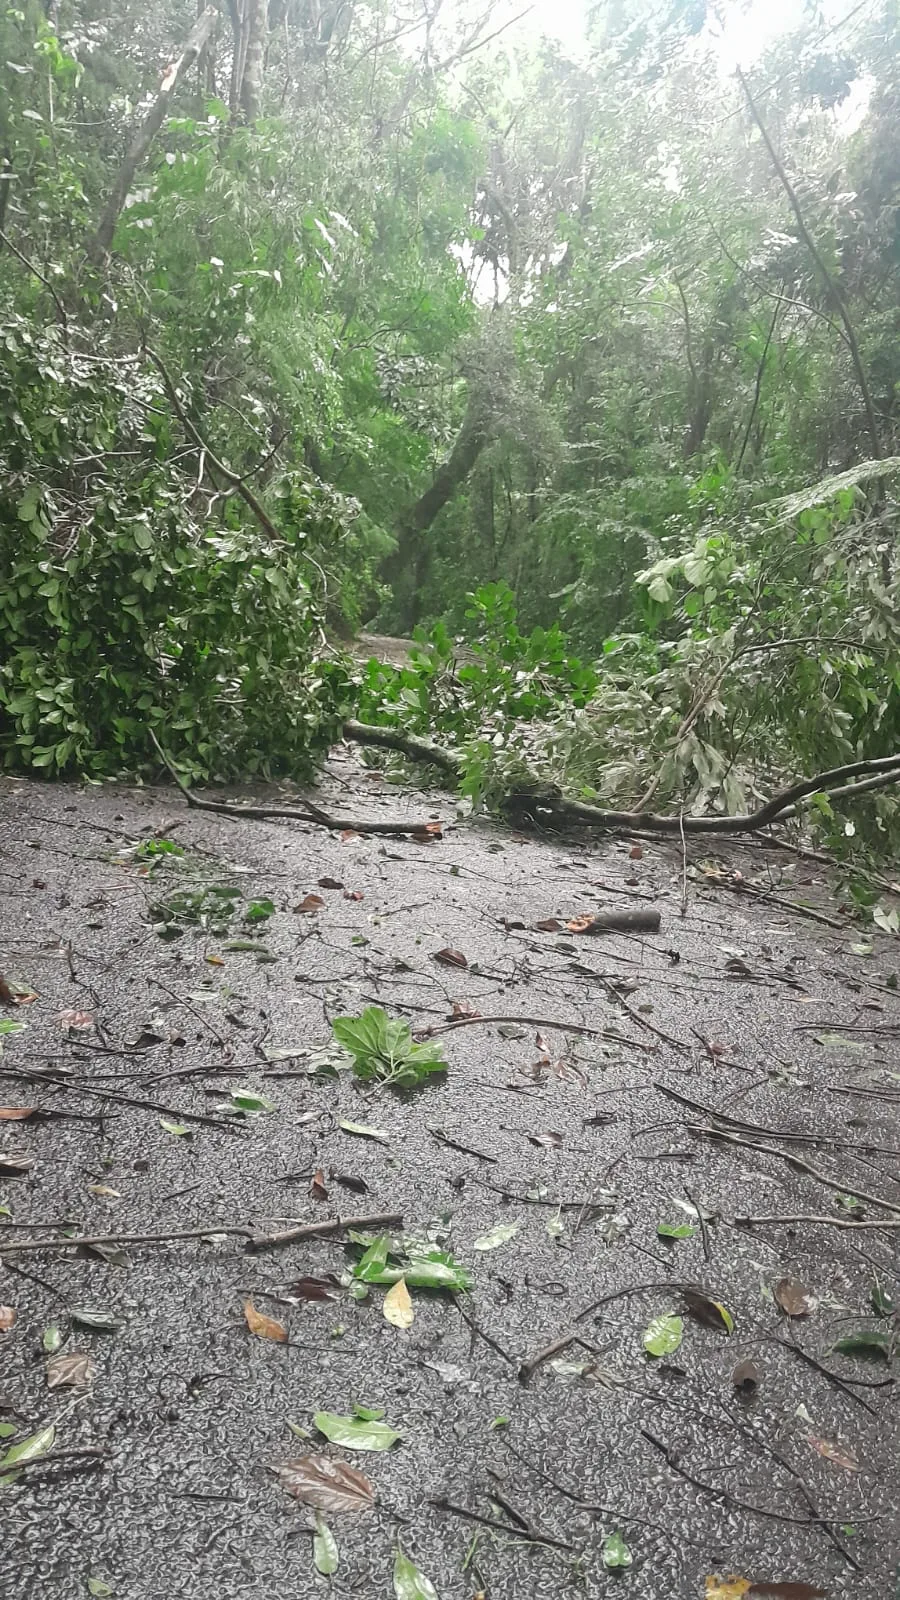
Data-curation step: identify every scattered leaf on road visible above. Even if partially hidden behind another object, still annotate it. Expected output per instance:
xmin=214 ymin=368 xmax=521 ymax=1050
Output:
xmin=383 ymin=1278 xmax=414 ymax=1329
xmin=0 ymin=1108 xmax=34 ymax=1122
xmin=602 ymin=1531 xmax=633 ymax=1569
xmin=159 ymin=1119 xmax=192 ymax=1137
xmin=775 ymin=1278 xmax=816 ymax=1317
xmin=643 ymin=1313 xmax=683 ymax=1357
xmin=59 ymin=1009 xmax=93 ymax=1030
xmin=433 ymin=948 xmax=467 ymax=968
xmin=318 ymin=877 xmax=344 ymax=890
xmin=339 ymin=1119 xmax=390 ymax=1143
xmin=42 ymin=1324 xmax=61 ymax=1353
xmin=807 ymin=1434 xmax=859 ymax=1471
xmin=473 ymin=1221 xmax=520 ymax=1252
xmin=0 ymin=1155 xmax=33 ymax=1177
xmin=683 ymin=1286 xmax=734 ymax=1333
xmin=70 ymin=1307 xmax=121 ymax=1332
xmin=732 ymin=1360 xmax=760 ymax=1393
xmin=274 ymin=1455 xmax=375 ymax=1513
xmin=831 ymin=1329 xmax=891 ymax=1362
xmin=47 ymin=1351 xmax=93 ymax=1390
xmin=528 ymin=1131 xmax=563 ymax=1150
xmin=0 ymin=1422 xmax=55 ymax=1467
xmin=313 ymin=1510 xmax=339 ymax=1575
xmin=287 ymin=1276 xmax=342 ymax=1303
xmin=309 ymin=1168 xmax=329 ymax=1202
xmin=0 ymin=1306 xmax=15 ymax=1332
xmin=295 ymin=894 xmax=325 ymax=914
xmin=393 ymin=1547 xmax=439 ymax=1600
xmin=244 ymin=1299 xmax=288 ymax=1343
xmin=313 ymin=1411 xmax=401 ymax=1451
xmin=657 ymin=1222 xmax=696 ymax=1239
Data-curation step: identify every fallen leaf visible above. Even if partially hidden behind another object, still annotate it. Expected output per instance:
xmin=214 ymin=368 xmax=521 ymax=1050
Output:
xmin=42 ymin=1324 xmax=61 ymax=1352
xmin=383 ymin=1278 xmax=414 ymax=1330
xmin=831 ymin=1329 xmax=891 ymax=1361
xmin=159 ymin=1119 xmax=191 ymax=1137
xmin=393 ymin=1547 xmax=439 ymax=1600
xmin=313 ymin=1510 xmax=339 ymax=1575
xmin=706 ymin=1584 xmax=751 ymax=1600
xmin=629 ymin=845 xmax=643 ymax=860
xmin=88 ymin=1184 xmax=121 ymax=1198
xmin=0 ymin=974 xmax=13 ymax=1004
xmin=244 ymin=1299 xmax=288 ymax=1343
xmin=473 ymin=1221 xmax=520 ymax=1252
xmin=339 ymin=1120 xmax=390 ymax=1143
xmin=0 ymin=1422 xmax=55 ymax=1467
xmin=0 ymin=1307 xmax=15 ymax=1332
xmin=0 ymin=1154 xmax=33 ymax=1177
xmin=295 ymin=894 xmax=325 ymax=914
xmin=870 ymin=1280 xmax=894 ymax=1317
xmin=340 ymin=831 xmax=362 ymax=843
xmin=286 ymin=1276 xmax=342 ymax=1303
xmin=318 ymin=877 xmax=344 ymax=890
xmin=46 ymin=1351 xmax=93 ymax=1390
xmin=775 ymin=1278 xmax=817 ymax=1318
xmin=433 ymin=947 xmax=468 ymax=969
xmin=657 ymin=1222 xmax=696 ymax=1240
xmin=313 ymin=1410 xmax=400 ymax=1451
xmin=86 ymin=1578 xmax=114 ymax=1598
xmin=642 ymin=1313 xmax=683 ymax=1357
xmin=602 ymin=1530 xmax=633 ymax=1569
xmin=59 ymin=1009 xmax=93 ymax=1030
xmin=344 ymin=889 xmax=365 ymax=902
xmin=309 ymin=1168 xmax=329 ymax=1202
xmin=274 ymin=1454 xmax=375 ymax=1513
xmin=534 ymin=918 xmax=562 ymax=933
xmin=528 ymin=1131 xmax=563 ymax=1150
xmin=205 ymin=954 xmax=225 ymax=966
xmin=331 ymin=1172 xmax=368 ymax=1195
xmin=0 ymin=1108 xmax=34 ymax=1122
xmin=807 ymin=1434 xmax=859 ymax=1471
xmin=70 ymin=1307 xmax=121 ymax=1332
xmin=732 ymin=1360 xmax=760 ymax=1393
xmin=683 ymin=1286 xmax=734 ymax=1333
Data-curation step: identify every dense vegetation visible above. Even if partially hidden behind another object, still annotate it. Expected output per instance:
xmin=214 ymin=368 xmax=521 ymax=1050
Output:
xmin=1 ymin=0 xmax=898 ymax=847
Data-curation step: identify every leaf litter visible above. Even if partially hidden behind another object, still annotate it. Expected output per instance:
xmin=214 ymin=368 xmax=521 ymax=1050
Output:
xmin=274 ymin=1456 xmax=375 ymax=1514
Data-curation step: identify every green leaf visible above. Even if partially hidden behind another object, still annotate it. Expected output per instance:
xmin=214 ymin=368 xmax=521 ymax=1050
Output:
xmin=0 ymin=1019 xmax=26 ymax=1036
xmin=601 ymin=1531 xmax=633 ymax=1569
xmin=353 ymin=1403 xmax=386 ymax=1421
xmin=642 ymin=1314 xmax=683 ymax=1357
xmin=313 ymin=1411 xmax=401 ymax=1451
xmin=229 ymin=1089 xmax=275 ymax=1114
xmin=831 ymin=1329 xmax=892 ymax=1362
xmin=245 ymin=898 xmax=275 ymax=922
xmin=0 ymin=1423 xmax=16 ymax=1439
xmin=332 ymin=1007 xmax=446 ymax=1090
xmin=0 ymin=1422 xmax=55 ymax=1467
xmin=42 ymin=1324 xmax=62 ymax=1353
xmin=473 ymin=1221 xmax=520 ymax=1252
xmin=871 ymin=1280 xmax=894 ymax=1317
xmin=159 ymin=1119 xmax=191 ymax=1137
xmin=312 ymin=1511 xmax=338 ymax=1575
xmin=656 ymin=1222 xmax=696 ymax=1239
xmin=393 ymin=1547 xmax=439 ymax=1600
xmin=87 ymin=1578 xmax=115 ymax=1598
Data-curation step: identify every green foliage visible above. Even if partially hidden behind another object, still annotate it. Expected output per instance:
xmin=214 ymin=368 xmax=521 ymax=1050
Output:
xmin=332 ymin=1007 xmax=447 ymax=1090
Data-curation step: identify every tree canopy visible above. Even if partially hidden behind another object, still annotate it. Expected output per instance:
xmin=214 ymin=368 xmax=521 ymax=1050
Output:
xmin=1 ymin=0 xmax=898 ymax=849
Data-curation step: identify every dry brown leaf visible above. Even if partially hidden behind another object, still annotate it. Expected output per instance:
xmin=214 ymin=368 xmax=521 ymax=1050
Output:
xmin=434 ymin=948 xmax=467 ymax=968
xmin=683 ymin=1286 xmax=734 ymax=1333
xmin=533 ymin=918 xmax=562 ymax=933
xmin=343 ymin=889 xmax=364 ymax=902
xmin=0 ymin=1154 xmax=34 ymax=1177
xmin=0 ymin=1107 xmax=35 ymax=1122
xmin=0 ymin=1306 xmax=15 ymax=1332
xmin=566 ymin=915 xmax=596 ymax=933
xmin=286 ymin=1276 xmax=342 ymax=1303
xmin=528 ymin=1131 xmax=563 ymax=1150
xmin=244 ymin=1298 xmax=288 ymax=1343
xmin=629 ymin=844 xmax=643 ymax=860
xmin=0 ymin=973 xmax=14 ymax=1004
xmin=59 ymin=1008 xmax=93 ymax=1030
xmin=340 ymin=830 xmax=361 ymax=843
xmin=274 ymin=1455 xmax=375 ymax=1514
xmin=383 ymin=1278 xmax=414 ymax=1330
xmin=295 ymin=894 xmax=325 ymax=914
xmin=318 ymin=877 xmax=344 ymax=890
xmin=47 ymin=1351 xmax=94 ymax=1390
xmin=732 ymin=1360 xmax=760 ymax=1393
xmin=806 ymin=1433 xmax=859 ymax=1471
xmin=706 ymin=1580 xmax=751 ymax=1600
xmin=707 ymin=1583 xmax=828 ymax=1600
xmin=450 ymin=1001 xmax=481 ymax=1019
xmin=309 ymin=1168 xmax=329 ymax=1202
xmin=774 ymin=1277 xmax=817 ymax=1317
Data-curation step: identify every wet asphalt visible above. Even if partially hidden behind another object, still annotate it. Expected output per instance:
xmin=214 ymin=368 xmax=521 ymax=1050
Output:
xmin=0 ymin=761 xmax=898 ymax=1600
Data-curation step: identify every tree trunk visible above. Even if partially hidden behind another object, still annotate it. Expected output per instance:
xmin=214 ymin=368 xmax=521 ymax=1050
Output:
xmin=90 ymin=8 xmax=218 ymax=260
xmin=238 ymin=0 xmax=267 ymax=121
xmin=381 ymin=395 xmax=492 ymax=627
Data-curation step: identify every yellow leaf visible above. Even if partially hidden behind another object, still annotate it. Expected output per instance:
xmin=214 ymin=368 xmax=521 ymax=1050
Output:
xmin=206 ymin=954 xmax=225 ymax=967
xmin=244 ymin=1298 xmax=288 ymax=1343
xmin=383 ymin=1278 xmax=414 ymax=1330
xmin=706 ymin=1580 xmax=751 ymax=1600
xmin=88 ymin=1185 xmax=121 ymax=1198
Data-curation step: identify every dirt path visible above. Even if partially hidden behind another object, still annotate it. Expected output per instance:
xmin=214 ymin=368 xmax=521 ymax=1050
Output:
xmin=1 ymin=759 xmax=898 ymax=1599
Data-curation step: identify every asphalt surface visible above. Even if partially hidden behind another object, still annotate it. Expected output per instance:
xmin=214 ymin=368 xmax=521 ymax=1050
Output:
xmin=0 ymin=761 xmax=898 ymax=1600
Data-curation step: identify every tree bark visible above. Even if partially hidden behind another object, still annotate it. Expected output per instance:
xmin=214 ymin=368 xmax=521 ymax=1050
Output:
xmin=90 ymin=8 xmax=218 ymax=260
xmin=238 ymin=0 xmax=267 ymax=121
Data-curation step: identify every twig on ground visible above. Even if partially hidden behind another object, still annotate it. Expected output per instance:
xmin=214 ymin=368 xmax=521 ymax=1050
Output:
xmin=689 ymin=1124 xmax=900 ymax=1215
xmin=684 ymin=1186 xmax=712 ymax=1262
xmin=582 ymin=971 xmax=688 ymax=1050
xmin=734 ymin=1213 xmax=900 ymax=1230
xmin=245 ymin=1211 xmax=402 ymax=1252
xmin=342 ymin=720 xmax=462 ymax=777
xmin=417 ymin=1013 xmax=653 ymax=1050
xmin=429 ymin=1495 xmax=576 ymax=1552
xmin=7 ymin=1446 xmax=108 ymax=1474
xmin=148 ymin=728 xmax=443 ymax=838
xmin=0 ymin=1212 xmax=401 ymax=1257
xmin=640 ymin=1426 xmax=856 ymax=1528
xmin=454 ymin=1294 xmax=518 ymax=1368
xmin=427 ymin=1127 xmax=498 ymax=1164
xmin=769 ymin=1334 xmax=877 ymax=1416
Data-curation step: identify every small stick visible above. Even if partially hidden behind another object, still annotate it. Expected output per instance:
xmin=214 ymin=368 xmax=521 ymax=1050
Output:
xmin=769 ymin=1334 xmax=876 ymax=1416
xmin=583 ymin=970 xmax=688 ymax=1050
xmin=454 ymin=1295 xmax=517 ymax=1368
xmin=0 ymin=1224 xmax=253 ymax=1256
xmin=245 ymin=1210 xmax=402 ymax=1252
xmin=734 ymin=1213 xmax=900 ymax=1229
xmin=429 ymin=1495 xmax=576 ymax=1552
xmin=520 ymin=1279 xmax=687 ymax=1377
xmin=518 ymin=1330 xmax=578 ymax=1383
xmin=689 ymin=1125 xmax=900 ymax=1215
xmin=684 ymin=1187 xmax=712 ymax=1262
xmin=7 ymin=1446 xmax=108 ymax=1474
xmin=428 ymin=1127 xmax=498 ymax=1164
xmin=418 ymin=1013 xmax=653 ymax=1050
xmin=640 ymin=1427 xmax=853 ymax=1527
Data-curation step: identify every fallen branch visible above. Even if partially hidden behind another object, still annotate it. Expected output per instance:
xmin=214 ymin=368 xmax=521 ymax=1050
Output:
xmin=429 ymin=1494 xmax=576 ymax=1552
xmin=148 ymin=729 xmax=444 ymax=837
xmin=342 ymin=720 xmax=462 ymax=777
xmin=734 ymin=1213 xmax=900 ymax=1230
xmin=0 ymin=1211 xmax=402 ymax=1257
xmin=417 ymin=1012 xmax=654 ymax=1050
xmin=641 ymin=1426 xmax=855 ymax=1527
